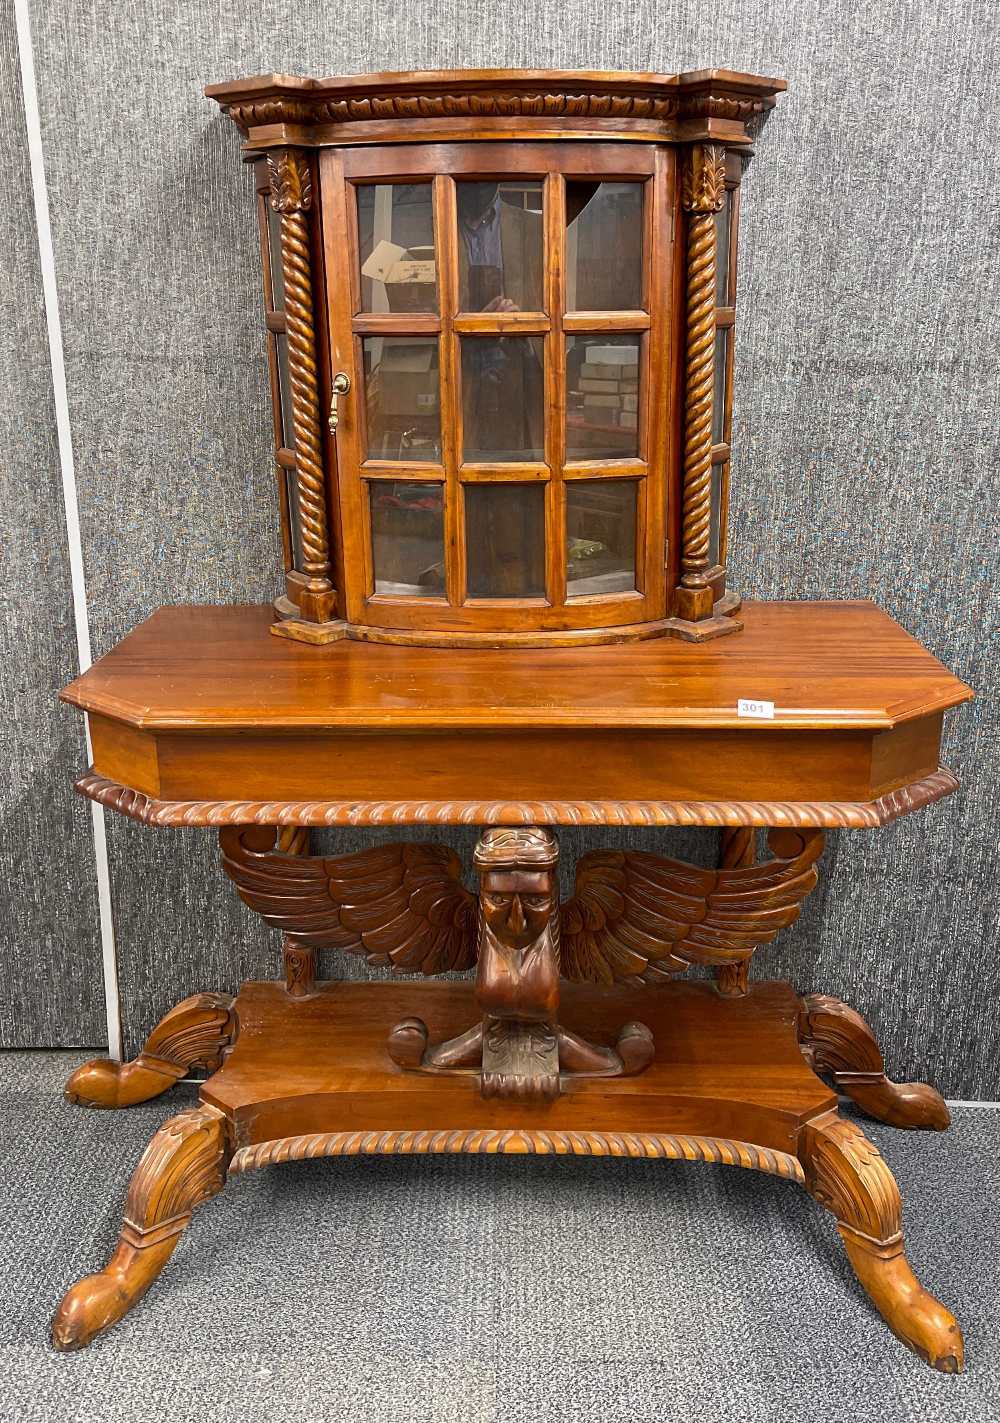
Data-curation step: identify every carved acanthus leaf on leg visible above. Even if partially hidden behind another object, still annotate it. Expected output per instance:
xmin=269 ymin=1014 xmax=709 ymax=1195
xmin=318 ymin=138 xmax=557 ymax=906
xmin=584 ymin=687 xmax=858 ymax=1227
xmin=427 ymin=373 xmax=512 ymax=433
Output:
xmin=65 ymin=993 xmax=237 ymax=1109
xmin=800 ymin=1113 xmax=963 ymax=1372
xmin=799 ymin=994 xmax=950 ymax=1130
xmin=52 ymin=1105 xmax=229 ymax=1351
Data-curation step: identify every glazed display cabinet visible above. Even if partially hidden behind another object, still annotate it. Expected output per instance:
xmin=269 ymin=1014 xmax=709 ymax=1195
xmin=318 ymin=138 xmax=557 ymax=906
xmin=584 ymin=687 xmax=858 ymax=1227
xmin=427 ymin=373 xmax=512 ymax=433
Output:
xmin=206 ymin=67 xmax=783 ymax=645
xmin=49 ymin=70 xmax=972 ymax=1377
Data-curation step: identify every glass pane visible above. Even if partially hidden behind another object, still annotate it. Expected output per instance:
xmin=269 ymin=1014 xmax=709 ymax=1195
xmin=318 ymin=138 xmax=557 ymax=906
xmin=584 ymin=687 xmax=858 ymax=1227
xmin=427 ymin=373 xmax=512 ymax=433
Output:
xmin=461 ymin=337 xmax=544 ymax=462
xmin=363 ymin=337 xmax=441 ymax=462
xmin=286 ymin=468 xmax=304 ymax=570
xmin=457 ymin=181 xmax=544 ymax=313
xmin=465 ymin=483 xmax=545 ymax=598
xmin=710 ymin=462 xmax=725 ymax=567
xmin=566 ymin=335 xmax=640 ymax=460
xmin=713 ymin=328 xmax=729 ymax=444
xmin=266 ymin=202 xmax=285 ymax=309
xmin=715 ymin=190 xmax=732 ymax=305
xmin=566 ymin=182 xmax=643 ymax=311
xmin=567 ymin=480 xmax=636 ymax=597
xmin=275 ymin=333 xmax=295 ymax=448
xmin=369 ymin=481 xmax=446 ymax=596
xmin=356 ymin=183 xmax=436 ymax=313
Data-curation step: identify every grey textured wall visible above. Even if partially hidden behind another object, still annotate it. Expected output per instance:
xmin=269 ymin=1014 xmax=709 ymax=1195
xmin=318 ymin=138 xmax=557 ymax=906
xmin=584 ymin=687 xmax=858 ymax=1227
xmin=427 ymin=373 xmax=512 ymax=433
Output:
xmin=0 ymin=7 xmax=104 ymax=1046
xmin=4 ymin=2 xmax=997 ymax=1093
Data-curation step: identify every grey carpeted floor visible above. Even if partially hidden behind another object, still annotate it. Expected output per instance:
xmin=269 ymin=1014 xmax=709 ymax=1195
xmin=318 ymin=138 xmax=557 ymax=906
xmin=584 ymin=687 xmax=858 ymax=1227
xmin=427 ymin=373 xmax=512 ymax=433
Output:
xmin=1 ymin=1052 xmax=998 ymax=1423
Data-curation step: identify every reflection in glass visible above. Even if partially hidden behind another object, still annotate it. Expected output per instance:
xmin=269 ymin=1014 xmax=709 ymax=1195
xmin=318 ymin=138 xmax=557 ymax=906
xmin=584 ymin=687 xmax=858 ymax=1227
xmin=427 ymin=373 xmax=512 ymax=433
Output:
xmin=275 ymin=333 xmax=295 ymax=448
xmin=456 ymin=181 xmax=544 ymax=312
xmin=465 ymin=483 xmax=545 ymax=598
xmin=356 ymin=183 xmax=437 ymax=313
xmin=566 ymin=182 xmax=643 ymax=310
xmin=715 ymin=190 xmax=732 ymax=304
xmin=285 ymin=468 xmax=304 ymax=570
xmin=566 ymin=335 xmax=640 ymax=460
xmin=713 ymin=329 xmax=728 ymax=444
xmin=266 ymin=202 xmax=285 ymax=308
xmin=566 ymin=480 xmax=637 ymax=597
xmin=370 ymin=481 xmax=446 ymax=596
xmin=461 ymin=337 xmax=544 ymax=462
xmin=710 ymin=462 xmax=725 ymax=567
xmin=363 ymin=337 xmax=441 ymax=462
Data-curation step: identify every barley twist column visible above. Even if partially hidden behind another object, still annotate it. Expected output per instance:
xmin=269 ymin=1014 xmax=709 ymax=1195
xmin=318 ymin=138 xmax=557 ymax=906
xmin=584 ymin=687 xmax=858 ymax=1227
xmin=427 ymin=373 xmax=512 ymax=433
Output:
xmin=268 ymin=149 xmax=335 ymax=620
xmin=677 ymin=144 xmax=726 ymax=623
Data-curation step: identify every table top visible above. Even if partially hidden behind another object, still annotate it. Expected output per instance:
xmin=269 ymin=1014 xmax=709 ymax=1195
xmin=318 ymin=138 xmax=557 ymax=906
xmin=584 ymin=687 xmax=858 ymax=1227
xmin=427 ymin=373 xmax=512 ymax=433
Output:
xmin=62 ymin=601 xmax=971 ymax=733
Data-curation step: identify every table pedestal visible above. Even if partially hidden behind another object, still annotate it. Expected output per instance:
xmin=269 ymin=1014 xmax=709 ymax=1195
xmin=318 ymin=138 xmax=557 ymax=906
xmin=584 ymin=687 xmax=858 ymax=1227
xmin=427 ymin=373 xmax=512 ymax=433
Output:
xmin=53 ymin=978 xmax=962 ymax=1371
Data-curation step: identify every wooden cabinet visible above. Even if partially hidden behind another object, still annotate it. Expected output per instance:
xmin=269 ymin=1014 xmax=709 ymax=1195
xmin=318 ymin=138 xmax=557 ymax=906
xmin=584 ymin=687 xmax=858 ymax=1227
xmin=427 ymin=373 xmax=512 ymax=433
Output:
xmin=207 ymin=68 xmax=785 ymax=646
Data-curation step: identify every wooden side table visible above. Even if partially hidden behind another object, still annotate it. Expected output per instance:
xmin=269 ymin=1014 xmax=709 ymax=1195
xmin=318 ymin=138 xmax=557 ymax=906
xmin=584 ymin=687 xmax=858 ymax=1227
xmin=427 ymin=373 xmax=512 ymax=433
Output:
xmin=51 ymin=601 xmax=972 ymax=1371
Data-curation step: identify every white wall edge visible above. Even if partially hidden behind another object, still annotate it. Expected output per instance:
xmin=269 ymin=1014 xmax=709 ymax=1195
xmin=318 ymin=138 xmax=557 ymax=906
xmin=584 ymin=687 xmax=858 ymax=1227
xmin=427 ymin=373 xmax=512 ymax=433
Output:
xmin=15 ymin=0 xmax=122 ymax=1061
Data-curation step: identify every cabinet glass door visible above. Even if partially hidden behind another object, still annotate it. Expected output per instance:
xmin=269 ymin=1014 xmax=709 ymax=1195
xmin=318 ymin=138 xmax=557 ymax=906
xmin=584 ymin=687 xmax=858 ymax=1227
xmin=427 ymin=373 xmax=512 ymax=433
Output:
xmin=322 ymin=142 xmax=674 ymax=636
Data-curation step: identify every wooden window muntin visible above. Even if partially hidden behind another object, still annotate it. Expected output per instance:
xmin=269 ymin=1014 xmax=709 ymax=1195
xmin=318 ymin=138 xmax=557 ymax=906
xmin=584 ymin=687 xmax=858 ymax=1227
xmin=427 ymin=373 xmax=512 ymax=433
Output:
xmin=323 ymin=142 xmax=673 ymax=634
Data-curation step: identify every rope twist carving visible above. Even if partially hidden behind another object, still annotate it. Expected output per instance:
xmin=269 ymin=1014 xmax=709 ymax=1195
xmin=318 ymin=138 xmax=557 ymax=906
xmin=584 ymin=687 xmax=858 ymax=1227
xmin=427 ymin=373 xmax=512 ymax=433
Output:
xmin=680 ymin=145 xmax=727 ymax=584
xmin=268 ymin=149 xmax=331 ymax=585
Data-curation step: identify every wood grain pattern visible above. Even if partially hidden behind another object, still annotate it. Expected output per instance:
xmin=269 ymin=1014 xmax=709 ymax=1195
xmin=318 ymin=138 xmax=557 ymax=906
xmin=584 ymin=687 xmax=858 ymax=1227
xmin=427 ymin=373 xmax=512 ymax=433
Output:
xmin=74 ymin=765 xmax=960 ymax=830
xmin=51 ymin=1105 xmax=228 ymax=1351
xmin=203 ymin=979 xmax=833 ymax=1149
xmin=64 ymin=604 xmax=970 ymax=731
xmin=798 ymin=993 xmax=951 ymax=1130
xmin=64 ymin=992 xmax=237 ymax=1109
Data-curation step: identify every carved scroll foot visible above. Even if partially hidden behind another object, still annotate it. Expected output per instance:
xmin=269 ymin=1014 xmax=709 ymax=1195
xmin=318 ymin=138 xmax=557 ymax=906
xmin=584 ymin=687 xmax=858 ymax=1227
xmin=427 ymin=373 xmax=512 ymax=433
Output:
xmin=51 ymin=1105 xmax=228 ymax=1351
xmin=387 ymin=1015 xmax=653 ymax=1100
xmin=388 ymin=1018 xmax=484 ymax=1074
xmin=65 ymin=993 xmax=237 ymax=1109
xmin=801 ymin=1114 xmax=963 ymax=1372
xmin=558 ymin=1022 xmax=654 ymax=1077
xmin=799 ymin=994 xmax=950 ymax=1131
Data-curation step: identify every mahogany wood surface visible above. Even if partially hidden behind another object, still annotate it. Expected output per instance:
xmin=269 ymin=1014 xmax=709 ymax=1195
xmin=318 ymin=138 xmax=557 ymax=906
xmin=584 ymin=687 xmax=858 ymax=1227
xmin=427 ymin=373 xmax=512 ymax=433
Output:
xmin=205 ymin=68 xmax=786 ymax=151
xmin=61 ymin=602 xmax=969 ymax=810
xmin=53 ymin=977 xmax=963 ymax=1369
xmin=203 ymin=979 xmax=833 ymax=1149
xmin=62 ymin=601 xmax=969 ymax=730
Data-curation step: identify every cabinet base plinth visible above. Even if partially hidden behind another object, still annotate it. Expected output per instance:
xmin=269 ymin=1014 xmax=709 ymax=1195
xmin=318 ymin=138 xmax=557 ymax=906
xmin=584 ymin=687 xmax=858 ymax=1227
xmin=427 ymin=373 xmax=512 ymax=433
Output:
xmin=271 ymin=597 xmax=348 ymax=645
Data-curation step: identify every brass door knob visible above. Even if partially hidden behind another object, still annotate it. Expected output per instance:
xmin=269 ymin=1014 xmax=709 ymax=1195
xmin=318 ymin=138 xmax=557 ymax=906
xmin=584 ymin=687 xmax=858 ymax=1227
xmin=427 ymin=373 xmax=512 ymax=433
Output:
xmin=328 ymin=372 xmax=351 ymax=433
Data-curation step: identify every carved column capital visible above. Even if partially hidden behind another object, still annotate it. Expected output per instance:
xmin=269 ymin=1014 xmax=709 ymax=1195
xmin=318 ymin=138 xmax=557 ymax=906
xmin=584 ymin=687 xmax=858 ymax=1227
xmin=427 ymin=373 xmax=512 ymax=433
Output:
xmin=268 ymin=148 xmax=313 ymax=213
xmin=681 ymin=144 xmax=727 ymax=214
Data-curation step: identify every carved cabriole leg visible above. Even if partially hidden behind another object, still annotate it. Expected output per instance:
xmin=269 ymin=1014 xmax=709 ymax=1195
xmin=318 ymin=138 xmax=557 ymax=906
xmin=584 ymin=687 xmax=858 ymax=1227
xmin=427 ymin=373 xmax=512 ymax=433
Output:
xmin=671 ymin=144 xmax=740 ymax=642
xmin=65 ymin=993 xmax=237 ymax=1109
xmin=51 ymin=1105 xmax=229 ymax=1351
xmin=799 ymin=993 xmax=950 ymax=1130
xmin=800 ymin=1113 xmax=962 ymax=1372
xmin=715 ymin=826 xmax=755 ymax=996
xmin=267 ymin=148 xmax=345 ymax=644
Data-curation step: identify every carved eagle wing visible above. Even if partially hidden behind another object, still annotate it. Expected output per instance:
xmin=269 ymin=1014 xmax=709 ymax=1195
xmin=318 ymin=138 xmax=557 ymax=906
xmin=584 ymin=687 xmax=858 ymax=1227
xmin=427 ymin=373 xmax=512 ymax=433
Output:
xmin=220 ymin=828 xmax=477 ymax=974
xmin=560 ymin=830 xmax=823 ymax=985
